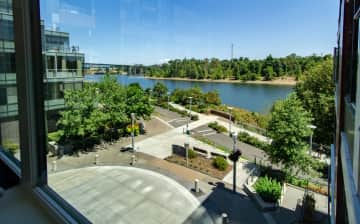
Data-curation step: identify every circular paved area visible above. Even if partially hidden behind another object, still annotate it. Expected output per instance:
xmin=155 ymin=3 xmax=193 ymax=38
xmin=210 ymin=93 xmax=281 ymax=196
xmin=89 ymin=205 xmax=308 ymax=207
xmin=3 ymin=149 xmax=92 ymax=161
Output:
xmin=49 ymin=166 xmax=213 ymax=224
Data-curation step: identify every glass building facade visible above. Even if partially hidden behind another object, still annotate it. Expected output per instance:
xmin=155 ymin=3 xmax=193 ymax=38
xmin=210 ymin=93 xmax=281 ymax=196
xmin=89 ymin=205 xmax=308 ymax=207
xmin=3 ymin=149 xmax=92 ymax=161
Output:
xmin=0 ymin=0 xmax=85 ymax=145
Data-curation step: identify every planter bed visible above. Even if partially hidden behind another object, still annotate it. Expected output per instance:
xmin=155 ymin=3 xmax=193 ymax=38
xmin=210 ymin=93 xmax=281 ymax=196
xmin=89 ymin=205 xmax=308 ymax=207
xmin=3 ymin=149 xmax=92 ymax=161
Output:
xmin=165 ymin=154 xmax=232 ymax=179
xmin=244 ymin=183 xmax=279 ymax=211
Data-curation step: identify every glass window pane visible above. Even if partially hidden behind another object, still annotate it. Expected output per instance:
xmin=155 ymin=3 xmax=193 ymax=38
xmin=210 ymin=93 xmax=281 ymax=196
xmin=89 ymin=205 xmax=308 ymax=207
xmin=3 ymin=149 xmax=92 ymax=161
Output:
xmin=0 ymin=2 xmax=20 ymax=161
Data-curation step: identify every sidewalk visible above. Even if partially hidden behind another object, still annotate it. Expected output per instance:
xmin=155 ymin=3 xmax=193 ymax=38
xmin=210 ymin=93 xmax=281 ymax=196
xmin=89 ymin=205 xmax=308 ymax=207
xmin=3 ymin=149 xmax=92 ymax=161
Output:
xmin=169 ymin=102 xmax=271 ymax=143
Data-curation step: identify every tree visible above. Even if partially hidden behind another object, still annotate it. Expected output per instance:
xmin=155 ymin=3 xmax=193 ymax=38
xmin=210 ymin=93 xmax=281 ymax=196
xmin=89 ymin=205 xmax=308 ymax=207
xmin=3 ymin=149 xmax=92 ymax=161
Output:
xmin=295 ymin=59 xmax=334 ymax=146
xmin=126 ymin=83 xmax=153 ymax=120
xmin=57 ymin=75 xmax=154 ymax=150
xmin=96 ymin=75 xmax=128 ymax=139
xmin=267 ymin=93 xmax=313 ymax=175
xmin=144 ymin=55 xmax=331 ymax=82
xmin=204 ymin=90 xmax=221 ymax=105
xmin=263 ymin=66 xmax=274 ymax=81
xmin=152 ymin=82 xmax=168 ymax=101
xmin=57 ymin=84 xmax=102 ymax=147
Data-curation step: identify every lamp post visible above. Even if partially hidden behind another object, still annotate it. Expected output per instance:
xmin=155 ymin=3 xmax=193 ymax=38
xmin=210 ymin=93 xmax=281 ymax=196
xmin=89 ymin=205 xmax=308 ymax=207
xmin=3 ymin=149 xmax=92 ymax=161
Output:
xmin=307 ymin=124 xmax=316 ymax=152
xmin=228 ymin=106 xmax=233 ymax=134
xmin=131 ymin=113 xmax=136 ymax=152
xmin=232 ymin=132 xmax=238 ymax=193
xmin=186 ymin=97 xmax=193 ymax=134
xmin=167 ymin=91 xmax=170 ymax=111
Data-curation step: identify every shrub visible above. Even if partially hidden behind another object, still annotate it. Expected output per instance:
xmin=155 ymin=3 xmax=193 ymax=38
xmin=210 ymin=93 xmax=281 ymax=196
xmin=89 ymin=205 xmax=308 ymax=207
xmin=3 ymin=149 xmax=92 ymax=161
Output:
xmin=208 ymin=122 xmax=227 ymax=133
xmin=237 ymin=131 xmax=268 ymax=151
xmin=48 ymin=131 xmax=63 ymax=142
xmin=254 ymin=176 xmax=282 ymax=203
xmin=190 ymin=114 xmax=199 ymax=121
xmin=311 ymin=160 xmax=329 ymax=178
xmin=2 ymin=140 xmax=19 ymax=156
xmin=213 ymin=156 xmax=228 ymax=171
xmin=125 ymin=124 xmax=140 ymax=136
xmin=188 ymin=149 xmax=197 ymax=159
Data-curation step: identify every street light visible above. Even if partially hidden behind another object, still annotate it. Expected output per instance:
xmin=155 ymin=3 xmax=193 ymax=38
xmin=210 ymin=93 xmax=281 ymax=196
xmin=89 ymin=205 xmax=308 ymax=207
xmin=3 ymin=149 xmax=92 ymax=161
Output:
xmin=131 ymin=113 xmax=136 ymax=152
xmin=186 ymin=97 xmax=193 ymax=135
xmin=167 ymin=91 xmax=170 ymax=111
xmin=228 ymin=106 xmax=233 ymax=134
xmin=231 ymin=132 xmax=238 ymax=193
xmin=307 ymin=124 xmax=316 ymax=152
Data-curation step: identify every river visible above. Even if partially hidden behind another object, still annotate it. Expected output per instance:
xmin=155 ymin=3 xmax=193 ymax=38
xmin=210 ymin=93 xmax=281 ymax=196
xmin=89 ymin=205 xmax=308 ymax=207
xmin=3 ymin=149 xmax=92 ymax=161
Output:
xmin=85 ymin=75 xmax=293 ymax=114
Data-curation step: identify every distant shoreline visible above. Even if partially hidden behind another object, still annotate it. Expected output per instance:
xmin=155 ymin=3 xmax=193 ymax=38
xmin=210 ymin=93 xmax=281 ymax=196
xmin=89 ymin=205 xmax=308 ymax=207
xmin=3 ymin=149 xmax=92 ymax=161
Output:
xmin=143 ymin=76 xmax=297 ymax=86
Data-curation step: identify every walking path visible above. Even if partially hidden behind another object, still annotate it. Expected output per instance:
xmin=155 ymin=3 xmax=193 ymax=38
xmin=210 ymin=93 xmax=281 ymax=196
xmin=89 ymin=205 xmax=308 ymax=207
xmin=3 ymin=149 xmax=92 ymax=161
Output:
xmin=169 ymin=102 xmax=271 ymax=142
xmin=132 ymin=104 xmax=263 ymax=189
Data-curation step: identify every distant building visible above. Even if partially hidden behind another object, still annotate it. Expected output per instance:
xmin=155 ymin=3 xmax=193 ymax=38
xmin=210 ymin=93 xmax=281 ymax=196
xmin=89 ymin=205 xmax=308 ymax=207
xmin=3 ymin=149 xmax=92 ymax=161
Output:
xmin=332 ymin=0 xmax=360 ymax=223
xmin=0 ymin=1 xmax=85 ymax=144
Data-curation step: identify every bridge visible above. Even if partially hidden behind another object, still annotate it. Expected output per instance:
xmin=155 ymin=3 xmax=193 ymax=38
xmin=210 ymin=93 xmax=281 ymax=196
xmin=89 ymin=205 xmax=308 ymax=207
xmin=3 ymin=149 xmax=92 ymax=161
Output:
xmin=84 ymin=63 xmax=144 ymax=75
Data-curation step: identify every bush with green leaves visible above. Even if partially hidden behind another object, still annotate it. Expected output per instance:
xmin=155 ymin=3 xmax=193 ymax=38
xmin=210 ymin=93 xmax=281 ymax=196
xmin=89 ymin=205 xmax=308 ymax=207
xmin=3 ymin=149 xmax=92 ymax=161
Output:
xmin=213 ymin=156 xmax=228 ymax=171
xmin=237 ymin=131 xmax=268 ymax=150
xmin=311 ymin=160 xmax=329 ymax=178
xmin=2 ymin=140 xmax=19 ymax=156
xmin=208 ymin=122 xmax=227 ymax=133
xmin=254 ymin=176 xmax=282 ymax=203
xmin=125 ymin=124 xmax=140 ymax=136
xmin=190 ymin=114 xmax=199 ymax=121
xmin=188 ymin=149 xmax=197 ymax=159
xmin=48 ymin=131 xmax=63 ymax=142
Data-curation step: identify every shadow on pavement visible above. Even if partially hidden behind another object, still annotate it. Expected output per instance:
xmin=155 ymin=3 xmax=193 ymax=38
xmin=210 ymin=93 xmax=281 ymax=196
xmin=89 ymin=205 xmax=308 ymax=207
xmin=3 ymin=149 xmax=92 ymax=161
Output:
xmin=183 ymin=182 xmax=267 ymax=224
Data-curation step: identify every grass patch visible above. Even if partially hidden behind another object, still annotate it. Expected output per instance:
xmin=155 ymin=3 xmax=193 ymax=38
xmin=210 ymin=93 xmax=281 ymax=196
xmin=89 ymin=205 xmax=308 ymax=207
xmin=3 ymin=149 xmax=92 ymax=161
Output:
xmin=237 ymin=131 xmax=268 ymax=151
xmin=208 ymin=121 xmax=227 ymax=133
xmin=193 ymin=135 xmax=230 ymax=153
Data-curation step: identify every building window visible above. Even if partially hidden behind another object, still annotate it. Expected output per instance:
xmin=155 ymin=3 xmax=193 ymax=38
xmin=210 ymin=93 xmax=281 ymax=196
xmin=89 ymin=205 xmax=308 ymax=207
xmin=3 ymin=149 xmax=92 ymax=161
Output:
xmin=0 ymin=19 xmax=13 ymax=41
xmin=0 ymin=53 xmax=16 ymax=73
xmin=66 ymin=56 xmax=77 ymax=70
xmin=46 ymin=55 xmax=55 ymax=70
xmin=0 ymin=87 xmax=7 ymax=105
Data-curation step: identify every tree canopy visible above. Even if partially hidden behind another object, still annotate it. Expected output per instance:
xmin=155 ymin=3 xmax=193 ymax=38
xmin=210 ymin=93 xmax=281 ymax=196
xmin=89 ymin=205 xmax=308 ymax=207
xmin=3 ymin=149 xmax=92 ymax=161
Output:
xmin=143 ymin=54 xmax=332 ymax=81
xmin=267 ymin=93 xmax=313 ymax=174
xmin=57 ymin=75 xmax=153 ymax=147
xmin=152 ymin=82 xmax=168 ymax=101
xmin=295 ymin=58 xmax=335 ymax=146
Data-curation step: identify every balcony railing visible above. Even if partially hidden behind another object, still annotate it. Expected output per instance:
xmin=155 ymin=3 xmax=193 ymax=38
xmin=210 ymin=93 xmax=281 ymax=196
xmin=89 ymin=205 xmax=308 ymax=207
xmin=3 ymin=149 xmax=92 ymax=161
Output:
xmin=45 ymin=69 xmax=83 ymax=81
xmin=0 ymin=73 xmax=16 ymax=85
xmin=0 ymin=98 xmax=67 ymax=118
xmin=44 ymin=98 xmax=65 ymax=111
xmin=0 ymin=103 xmax=18 ymax=118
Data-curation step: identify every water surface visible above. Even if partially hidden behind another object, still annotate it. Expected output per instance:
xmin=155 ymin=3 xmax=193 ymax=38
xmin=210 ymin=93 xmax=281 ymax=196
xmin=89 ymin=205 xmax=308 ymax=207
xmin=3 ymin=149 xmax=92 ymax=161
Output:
xmin=85 ymin=75 xmax=293 ymax=114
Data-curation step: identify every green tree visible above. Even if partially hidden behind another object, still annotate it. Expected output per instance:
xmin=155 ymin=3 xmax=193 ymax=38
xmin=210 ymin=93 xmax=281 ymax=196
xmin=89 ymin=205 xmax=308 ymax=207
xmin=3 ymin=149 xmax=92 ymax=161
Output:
xmin=126 ymin=83 xmax=153 ymax=120
xmin=267 ymin=93 xmax=313 ymax=175
xmin=57 ymin=84 xmax=101 ymax=147
xmin=152 ymin=82 xmax=168 ymax=101
xmin=263 ymin=66 xmax=274 ymax=81
xmin=295 ymin=59 xmax=334 ymax=146
xmin=96 ymin=75 xmax=128 ymax=138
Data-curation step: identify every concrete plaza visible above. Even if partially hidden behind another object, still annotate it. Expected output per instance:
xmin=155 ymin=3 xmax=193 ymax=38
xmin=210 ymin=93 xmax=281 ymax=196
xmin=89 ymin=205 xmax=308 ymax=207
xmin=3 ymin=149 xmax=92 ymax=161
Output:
xmin=49 ymin=166 xmax=213 ymax=224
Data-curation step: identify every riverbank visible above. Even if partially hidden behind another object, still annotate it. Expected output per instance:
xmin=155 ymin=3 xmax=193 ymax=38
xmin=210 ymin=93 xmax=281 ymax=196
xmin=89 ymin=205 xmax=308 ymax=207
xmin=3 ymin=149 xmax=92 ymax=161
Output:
xmin=144 ymin=76 xmax=297 ymax=86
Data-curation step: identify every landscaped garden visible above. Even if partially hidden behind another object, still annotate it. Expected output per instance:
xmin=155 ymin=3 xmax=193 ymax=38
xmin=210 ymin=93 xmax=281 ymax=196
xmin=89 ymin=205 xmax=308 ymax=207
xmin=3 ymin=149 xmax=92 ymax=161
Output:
xmin=165 ymin=147 xmax=232 ymax=179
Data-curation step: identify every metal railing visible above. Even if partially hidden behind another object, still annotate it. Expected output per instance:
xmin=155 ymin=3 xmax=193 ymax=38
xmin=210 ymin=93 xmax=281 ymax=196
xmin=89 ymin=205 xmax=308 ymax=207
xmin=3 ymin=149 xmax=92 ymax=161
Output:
xmin=0 ymin=73 xmax=17 ymax=84
xmin=45 ymin=69 xmax=83 ymax=79
xmin=0 ymin=103 xmax=18 ymax=118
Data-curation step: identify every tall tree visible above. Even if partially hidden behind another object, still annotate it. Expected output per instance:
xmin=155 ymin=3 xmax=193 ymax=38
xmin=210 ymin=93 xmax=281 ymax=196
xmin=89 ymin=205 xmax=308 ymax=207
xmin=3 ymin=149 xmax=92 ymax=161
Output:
xmin=152 ymin=82 xmax=168 ymax=101
xmin=267 ymin=93 xmax=313 ymax=174
xmin=295 ymin=59 xmax=335 ymax=146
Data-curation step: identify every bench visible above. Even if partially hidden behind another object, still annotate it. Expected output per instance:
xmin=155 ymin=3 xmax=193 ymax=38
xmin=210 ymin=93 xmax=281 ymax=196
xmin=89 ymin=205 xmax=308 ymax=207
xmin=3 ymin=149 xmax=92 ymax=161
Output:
xmin=210 ymin=151 xmax=227 ymax=160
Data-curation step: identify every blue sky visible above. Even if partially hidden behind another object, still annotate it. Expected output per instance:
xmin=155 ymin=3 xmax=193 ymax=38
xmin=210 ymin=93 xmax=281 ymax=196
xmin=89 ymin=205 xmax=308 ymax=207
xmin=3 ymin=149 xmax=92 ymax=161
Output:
xmin=40 ymin=0 xmax=339 ymax=65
